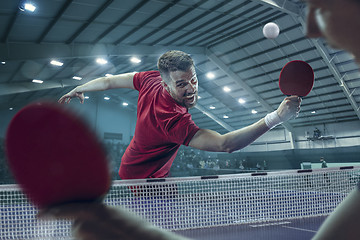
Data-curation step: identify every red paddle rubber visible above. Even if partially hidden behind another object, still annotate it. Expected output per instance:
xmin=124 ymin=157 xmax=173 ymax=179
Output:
xmin=5 ymin=102 xmax=110 ymax=208
xmin=279 ymin=60 xmax=314 ymax=97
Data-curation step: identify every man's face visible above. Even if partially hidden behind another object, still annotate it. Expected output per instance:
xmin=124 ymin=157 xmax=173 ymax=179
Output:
xmin=163 ymin=66 xmax=198 ymax=109
xmin=304 ymin=0 xmax=360 ymax=62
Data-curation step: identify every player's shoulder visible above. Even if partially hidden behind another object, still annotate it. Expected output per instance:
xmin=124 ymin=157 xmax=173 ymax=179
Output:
xmin=141 ymin=71 xmax=162 ymax=85
xmin=137 ymin=70 xmax=160 ymax=79
xmin=134 ymin=71 xmax=161 ymax=90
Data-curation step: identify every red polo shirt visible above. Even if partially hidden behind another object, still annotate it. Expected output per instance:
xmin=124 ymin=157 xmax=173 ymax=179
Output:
xmin=119 ymin=71 xmax=200 ymax=179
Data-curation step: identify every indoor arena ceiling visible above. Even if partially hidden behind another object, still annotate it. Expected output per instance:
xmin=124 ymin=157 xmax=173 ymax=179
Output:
xmin=1 ymin=0 xmax=360 ymax=135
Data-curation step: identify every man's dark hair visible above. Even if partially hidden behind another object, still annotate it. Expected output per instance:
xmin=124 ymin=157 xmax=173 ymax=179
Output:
xmin=157 ymin=50 xmax=194 ymax=82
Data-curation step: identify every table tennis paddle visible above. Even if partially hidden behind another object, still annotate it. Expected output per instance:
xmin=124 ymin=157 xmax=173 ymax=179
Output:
xmin=279 ymin=60 xmax=314 ymax=97
xmin=5 ymin=101 xmax=110 ymax=208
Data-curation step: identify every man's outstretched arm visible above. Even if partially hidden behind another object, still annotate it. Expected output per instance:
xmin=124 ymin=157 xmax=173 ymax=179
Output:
xmin=58 ymin=72 xmax=136 ymax=104
xmin=189 ymin=96 xmax=301 ymax=153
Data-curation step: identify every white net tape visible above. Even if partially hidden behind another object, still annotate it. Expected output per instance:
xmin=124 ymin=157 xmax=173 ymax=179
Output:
xmin=1 ymin=166 xmax=359 ymax=239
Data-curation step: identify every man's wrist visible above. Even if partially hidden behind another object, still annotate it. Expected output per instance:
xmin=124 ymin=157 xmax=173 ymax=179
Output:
xmin=264 ymin=111 xmax=282 ymax=129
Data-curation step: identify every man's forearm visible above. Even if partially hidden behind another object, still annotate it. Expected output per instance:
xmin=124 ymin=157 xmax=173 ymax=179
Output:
xmin=222 ymin=118 xmax=269 ymax=153
xmin=75 ymin=72 xmax=136 ymax=93
xmin=189 ymin=118 xmax=270 ymax=153
xmin=75 ymin=77 xmax=110 ymax=93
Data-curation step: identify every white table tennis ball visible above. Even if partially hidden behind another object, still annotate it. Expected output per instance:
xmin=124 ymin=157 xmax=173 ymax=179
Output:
xmin=263 ymin=22 xmax=280 ymax=39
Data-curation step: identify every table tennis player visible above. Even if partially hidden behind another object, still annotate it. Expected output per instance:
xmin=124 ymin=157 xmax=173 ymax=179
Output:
xmin=303 ymin=0 xmax=360 ymax=239
xmin=59 ymin=50 xmax=301 ymax=180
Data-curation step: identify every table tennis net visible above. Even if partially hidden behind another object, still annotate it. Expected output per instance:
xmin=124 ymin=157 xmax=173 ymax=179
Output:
xmin=1 ymin=166 xmax=359 ymax=239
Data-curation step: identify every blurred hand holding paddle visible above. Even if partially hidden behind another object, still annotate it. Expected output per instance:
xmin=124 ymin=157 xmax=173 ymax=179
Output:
xmin=5 ymin=102 xmax=111 ymax=208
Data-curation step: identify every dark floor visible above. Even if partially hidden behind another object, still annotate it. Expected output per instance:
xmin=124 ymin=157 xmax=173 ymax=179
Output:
xmin=174 ymin=216 xmax=327 ymax=240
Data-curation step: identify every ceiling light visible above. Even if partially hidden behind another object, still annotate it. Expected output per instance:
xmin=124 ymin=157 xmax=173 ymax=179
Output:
xmin=50 ymin=60 xmax=63 ymax=66
xmin=209 ymin=106 xmax=216 ymax=109
xmin=96 ymin=58 xmax=108 ymax=65
xmin=223 ymin=86 xmax=231 ymax=92
xmin=206 ymin=72 xmax=215 ymax=79
xmin=25 ymin=3 xmax=36 ymax=12
xmin=251 ymin=109 xmax=258 ymax=114
xmin=32 ymin=79 xmax=43 ymax=84
xmin=223 ymin=115 xmax=229 ymax=119
xmin=19 ymin=2 xmax=36 ymax=12
xmin=238 ymin=98 xmax=246 ymax=104
xmin=9 ymin=108 xmax=13 ymax=111
xmin=104 ymin=96 xmax=110 ymax=100
xmin=73 ymin=76 xmax=82 ymax=80
xmin=1 ymin=61 xmax=5 ymax=65
xmin=122 ymin=102 xmax=129 ymax=106
xmin=311 ymin=111 xmax=316 ymax=114
xmin=198 ymin=95 xmax=201 ymax=99
xmin=84 ymin=96 xmax=89 ymax=99
xmin=130 ymin=57 xmax=141 ymax=64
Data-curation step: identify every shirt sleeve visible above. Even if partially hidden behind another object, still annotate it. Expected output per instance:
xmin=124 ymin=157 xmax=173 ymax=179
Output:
xmin=164 ymin=113 xmax=200 ymax=146
xmin=133 ymin=71 xmax=160 ymax=92
xmin=182 ymin=120 xmax=200 ymax=146
xmin=133 ymin=72 xmax=143 ymax=91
